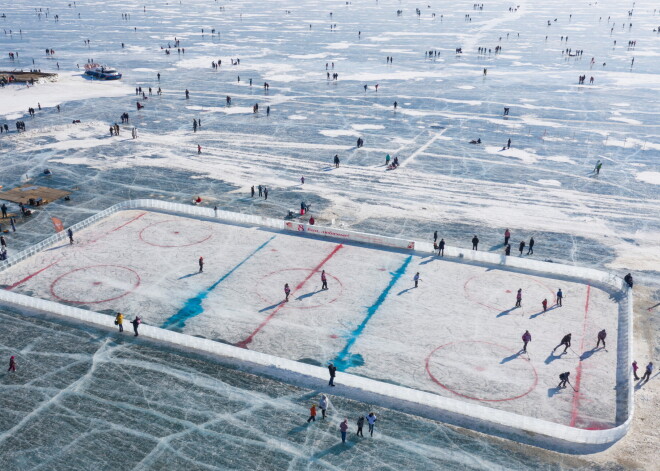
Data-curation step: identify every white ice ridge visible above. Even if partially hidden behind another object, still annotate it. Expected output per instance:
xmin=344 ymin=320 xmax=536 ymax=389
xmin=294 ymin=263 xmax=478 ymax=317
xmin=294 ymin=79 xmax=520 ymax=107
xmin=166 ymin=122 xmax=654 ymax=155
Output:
xmin=0 ymin=199 xmax=633 ymax=449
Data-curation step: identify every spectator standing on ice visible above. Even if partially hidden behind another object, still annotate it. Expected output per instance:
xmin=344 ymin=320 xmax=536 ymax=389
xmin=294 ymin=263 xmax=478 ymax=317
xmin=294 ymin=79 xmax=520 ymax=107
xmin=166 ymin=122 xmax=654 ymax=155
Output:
xmin=1 ymin=203 xmax=6 ymax=218
xmin=366 ymin=412 xmax=377 ymax=437
xmin=264 ymin=187 xmax=268 ymax=200
xmin=594 ymin=160 xmax=602 ymax=175
xmin=632 ymin=360 xmax=639 ymax=380
xmin=527 ymin=237 xmax=534 ymax=255
xmin=556 ymin=289 xmax=563 ymax=306
xmin=624 ymin=273 xmax=633 ymax=288
xmin=515 ymin=288 xmax=522 ymax=307
xmin=0 ymin=236 xmax=6 ymax=250
xmin=433 ymin=231 xmax=438 ymax=243
xmin=8 ymin=355 xmax=16 ymax=372
xmin=505 ymin=244 xmax=511 ymax=256
xmin=340 ymin=419 xmax=349 ymax=443
xmin=321 ymin=270 xmax=328 ymax=290
xmin=413 ymin=272 xmax=420 ymax=288
xmin=199 ymin=256 xmax=204 ymax=273
xmin=472 ymin=235 xmax=479 ymax=250
xmin=67 ymin=228 xmax=74 ymax=245
xmin=438 ymin=238 xmax=445 ymax=256
xmin=328 ymin=362 xmax=337 ymax=386
xmin=258 ymin=185 xmax=262 ymax=197
xmin=558 ymin=371 xmax=570 ymax=388
xmin=542 ymin=298 xmax=548 ymax=312
xmin=131 ymin=316 xmax=141 ymax=336
xmin=115 ymin=312 xmax=124 ymax=332
xmin=640 ymin=362 xmax=653 ymax=382
xmin=197 ymin=144 xmax=202 ymax=154
xmin=504 ymin=228 xmax=511 ymax=245
xmin=521 ymin=330 xmax=531 ymax=352
xmin=301 ymin=176 xmax=305 ymax=185
xmin=519 ymin=240 xmax=525 ymax=255
xmin=307 ymin=404 xmax=317 ymax=423
xmin=284 ymin=283 xmax=290 ymax=302
xmin=319 ymin=394 xmax=328 ymax=419
xmin=596 ymin=329 xmax=607 ymax=348
xmin=554 ymin=333 xmax=571 ymax=353
xmin=251 ymin=186 xmax=255 ymax=197
xmin=214 ymin=206 xmax=218 ymax=217
xmin=334 ymin=154 xmax=340 ymax=168
xmin=356 ymin=416 xmax=365 ymax=436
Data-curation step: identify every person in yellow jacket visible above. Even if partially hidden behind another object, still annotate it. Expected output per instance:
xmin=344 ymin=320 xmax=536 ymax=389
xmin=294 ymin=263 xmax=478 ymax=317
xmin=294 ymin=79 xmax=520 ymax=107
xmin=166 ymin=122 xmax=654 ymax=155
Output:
xmin=115 ymin=312 xmax=124 ymax=333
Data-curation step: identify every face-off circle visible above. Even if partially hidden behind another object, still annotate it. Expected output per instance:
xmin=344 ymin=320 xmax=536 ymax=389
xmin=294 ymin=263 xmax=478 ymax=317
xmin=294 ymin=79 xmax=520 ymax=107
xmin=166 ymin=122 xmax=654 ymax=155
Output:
xmin=425 ymin=340 xmax=538 ymax=402
xmin=256 ymin=268 xmax=343 ymax=309
xmin=464 ymin=272 xmax=555 ymax=312
xmin=50 ymin=265 xmax=141 ymax=304
xmin=139 ymin=219 xmax=213 ymax=247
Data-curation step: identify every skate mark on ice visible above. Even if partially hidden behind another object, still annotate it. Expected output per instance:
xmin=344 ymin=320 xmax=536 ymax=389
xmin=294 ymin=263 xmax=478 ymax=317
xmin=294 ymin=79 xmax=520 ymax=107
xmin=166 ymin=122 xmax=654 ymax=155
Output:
xmin=5 ymin=259 xmax=61 ymax=291
xmin=161 ymin=236 xmax=276 ymax=330
xmin=332 ymin=255 xmax=412 ymax=371
xmin=570 ymin=284 xmax=591 ymax=427
xmin=236 ymin=244 xmax=344 ymax=349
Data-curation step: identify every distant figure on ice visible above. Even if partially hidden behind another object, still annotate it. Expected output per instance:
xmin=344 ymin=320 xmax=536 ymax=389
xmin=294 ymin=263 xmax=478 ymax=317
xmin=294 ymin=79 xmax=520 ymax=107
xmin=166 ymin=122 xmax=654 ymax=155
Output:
xmin=521 ymin=330 xmax=531 ymax=352
xmin=527 ymin=237 xmax=534 ymax=255
xmin=505 ymin=244 xmax=511 ymax=256
xmin=340 ymin=419 xmax=349 ymax=443
xmin=67 ymin=228 xmax=74 ymax=245
xmin=624 ymin=273 xmax=633 ymax=288
xmin=333 ymin=154 xmax=340 ymax=168
xmin=284 ymin=283 xmax=291 ymax=302
xmin=433 ymin=231 xmax=438 ymax=243
xmin=328 ymin=362 xmax=337 ymax=386
xmin=542 ymin=298 xmax=548 ymax=312
xmin=356 ymin=415 xmax=365 ymax=437
xmin=301 ymin=176 xmax=305 ymax=185
xmin=132 ymin=316 xmax=141 ymax=336
xmin=554 ymin=333 xmax=571 ymax=354
xmin=472 ymin=235 xmax=479 ymax=250
xmin=319 ymin=394 xmax=328 ymax=419
xmin=594 ymin=160 xmax=602 ymax=174
xmin=596 ymin=329 xmax=607 ymax=348
xmin=115 ymin=312 xmax=124 ymax=332
xmin=632 ymin=360 xmax=639 ymax=380
xmin=640 ymin=362 xmax=653 ymax=382
xmin=556 ymin=288 xmax=563 ymax=306
xmin=413 ymin=272 xmax=420 ymax=288
xmin=519 ymin=240 xmax=525 ymax=255
xmin=503 ymin=107 xmax=510 ymax=116
xmin=199 ymin=256 xmax=204 ymax=273
xmin=198 ymin=144 xmax=202 ymax=154
xmin=185 ymin=89 xmax=190 ymax=99
xmin=321 ymin=270 xmax=328 ymax=290
xmin=516 ymin=288 xmax=523 ymax=307
xmin=251 ymin=186 xmax=255 ymax=197
xmin=8 ymin=355 xmax=16 ymax=372
xmin=307 ymin=404 xmax=317 ymax=423
xmin=558 ymin=371 xmax=570 ymax=388
xmin=366 ymin=412 xmax=377 ymax=437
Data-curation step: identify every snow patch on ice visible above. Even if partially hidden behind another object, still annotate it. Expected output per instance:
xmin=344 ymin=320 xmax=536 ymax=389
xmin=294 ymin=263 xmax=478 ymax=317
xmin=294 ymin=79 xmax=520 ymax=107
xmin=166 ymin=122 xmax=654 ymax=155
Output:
xmin=635 ymin=171 xmax=660 ymax=185
xmin=535 ymin=179 xmax=562 ymax=187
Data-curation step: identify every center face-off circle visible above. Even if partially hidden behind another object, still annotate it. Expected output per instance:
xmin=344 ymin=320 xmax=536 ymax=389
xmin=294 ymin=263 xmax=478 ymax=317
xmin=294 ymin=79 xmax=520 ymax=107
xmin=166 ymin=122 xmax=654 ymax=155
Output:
xmin=50 ymin=265 xmax=141 ymax=304
xmin=139 ymin=219 xmax=213 ymax=247
xmin=464 ymin=272 xmax=555 ymax=312
xmin=425 ymin=340 xmax=538 ymax=402
xmin=256 ymin=268 xmax=343 ymax=309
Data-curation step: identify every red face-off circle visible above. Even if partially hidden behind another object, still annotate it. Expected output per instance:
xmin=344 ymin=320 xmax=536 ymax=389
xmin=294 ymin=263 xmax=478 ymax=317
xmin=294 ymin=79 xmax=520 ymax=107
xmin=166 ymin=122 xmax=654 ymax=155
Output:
xmin=50 ymin=265 xmax=141 ymax=304
xmin=425 ymin=340 xmax=538 ymax=402
xmin=139 ymin=219 xmax=213 ymax=247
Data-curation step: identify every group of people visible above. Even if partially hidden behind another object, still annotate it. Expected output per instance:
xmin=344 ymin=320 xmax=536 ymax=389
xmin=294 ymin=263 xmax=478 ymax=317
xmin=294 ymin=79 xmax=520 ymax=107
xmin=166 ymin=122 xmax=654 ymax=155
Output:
xmin=114 ymin=312 xmax=142 ymax=336
xmin=250 ymin=184 xmax=269 ymax=200
xmin=306 ymin=394 xmax=378 ymax=443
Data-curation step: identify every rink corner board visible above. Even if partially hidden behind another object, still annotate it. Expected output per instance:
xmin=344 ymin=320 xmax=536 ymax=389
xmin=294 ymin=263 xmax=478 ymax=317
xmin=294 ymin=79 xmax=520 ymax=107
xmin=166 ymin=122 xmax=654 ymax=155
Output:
xmin=0 ymin=199 xmax=634 ymax=450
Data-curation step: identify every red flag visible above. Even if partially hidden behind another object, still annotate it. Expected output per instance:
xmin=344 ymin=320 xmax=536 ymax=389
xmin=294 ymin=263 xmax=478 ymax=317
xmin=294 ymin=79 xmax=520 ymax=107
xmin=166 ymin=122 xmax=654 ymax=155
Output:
xmin=51 ymin=217 xmax=64 ymax=233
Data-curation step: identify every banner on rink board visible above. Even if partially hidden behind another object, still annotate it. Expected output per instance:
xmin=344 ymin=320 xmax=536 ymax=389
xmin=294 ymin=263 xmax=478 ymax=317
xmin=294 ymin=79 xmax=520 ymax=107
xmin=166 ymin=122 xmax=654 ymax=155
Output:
xmin=285 ymin=221 xmax=415 ymax=250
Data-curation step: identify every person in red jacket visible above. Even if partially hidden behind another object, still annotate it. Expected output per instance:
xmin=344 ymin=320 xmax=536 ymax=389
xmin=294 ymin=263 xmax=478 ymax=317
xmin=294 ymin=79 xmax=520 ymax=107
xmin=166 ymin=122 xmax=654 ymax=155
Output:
xmin=542 ymin=298 xmax=548 ymax=312
xmin=8 ymin=356 xmax=16 ymax=372
xmin=504 ymin=228 xmax=511 ymax=245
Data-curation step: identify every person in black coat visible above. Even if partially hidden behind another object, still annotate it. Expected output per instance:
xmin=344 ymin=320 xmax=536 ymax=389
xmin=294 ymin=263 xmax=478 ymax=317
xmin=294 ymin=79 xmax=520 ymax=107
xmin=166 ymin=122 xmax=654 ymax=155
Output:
xmin=527 ymin=237 xmax=535 ymax=255
xmin=471 ymin=235 xmax=479 ymax=250
xmin=519 ymin=240 xmax=525 ymax=255
xmin=624 ymin=273 xmax=633 ymax=288
xmin=505 ymin=244 xmax=511 ymax=256
xmin=328 ymin=363 xmax=337 ymax=386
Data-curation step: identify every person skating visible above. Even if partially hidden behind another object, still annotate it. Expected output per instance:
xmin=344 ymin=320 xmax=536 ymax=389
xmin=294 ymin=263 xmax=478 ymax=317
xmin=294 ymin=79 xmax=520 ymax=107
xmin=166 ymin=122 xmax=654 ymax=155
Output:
xmin=132 ymin=316 xmax=141 ymax=336
xmin=356 ymin=416 xmax=365 ymax=437
xmin=556 ymin=288 xmax=563 ymax=306
xmin=301 ymin=176 xmax=305 ymax=185
xmin=340 ymin=419 xmax=349 ymax=443
xmin=284 ymin=283 xmax=290 ymax=302
xmin=596 ymin=329 xmax=607 ymax=348
xmin=504 ymin=228 xmax=510 ymax=245
xmin=197 ymin=144 xmax=202 ymax=154
xmin=521 ymin=330 xmax=531 ymax=352
xmin=366 ymin=412 xmax=377 ymax=437
xmin=307 ymin=404 xmax=317 ymax=423
xmin=8 ymin=355 xmax=16 ymax=372
xmin=413 ymin=272 xmax=420 ymax=288
xmin=438 ymin=238 xmax=445 ymax=256
xmin=519 ymin=240 xmax=525 ymax=255
xmin=333 ymin=154 xmax=340 ymax=168
xmin=632 ymin=360 xmax=640 ymax=380
xmin=542 ymin=298 xmax=548 ymax=312
xmin=321 ymin=270 xmax=328 ymax=290
xmin=527 ymin=237 xmax=534 ymax=255
xmin=115 ymin=312 xmax=124 ymax=332
xmin=199 ymin=256 xmax=204 ymax=273
xmin=558 ymin=371 xmax=570 ymax=388
xmin=640 ymin=362 xmax=653 ymax=382
xmin=505 ymin=244 xmax=511 ymax=256
xmin=624 ymin=273 xmax=633 ymax=288
xmin=515 ymin=288 xmax=522 ymax=307
xmin=594 ymin=160 xmax=602 ymax=175
xmin=472 ymin=235 xmax=479 ymax=250
xmin=319 ymin=394 xmax=328 ymax=419
xmin=67 ymin=228 xmax=74 ymax=245
xmin=328 ymin=362 xmax=337 ymax=386
xmin=554 ymin=333 xmax=571 ymax=353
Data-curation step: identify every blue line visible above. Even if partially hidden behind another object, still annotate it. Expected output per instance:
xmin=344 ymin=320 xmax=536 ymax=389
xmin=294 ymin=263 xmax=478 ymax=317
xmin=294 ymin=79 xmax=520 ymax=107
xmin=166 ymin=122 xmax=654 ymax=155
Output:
xmin=161 ymin=236 xmax=276 ymax=330
xmin=332 ymin=255 xmax=412 ymax=371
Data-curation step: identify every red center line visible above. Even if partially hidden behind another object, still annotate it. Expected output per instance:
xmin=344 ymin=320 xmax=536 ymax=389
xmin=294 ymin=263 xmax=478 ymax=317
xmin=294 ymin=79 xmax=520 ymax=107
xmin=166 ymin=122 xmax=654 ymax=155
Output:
xmin=5 ymin=260 xmax=61 ymax=291
xmin=89 ymin=212 xmax=147 ymax=244
xmin=236 ymin=244 xmax=344 ymax=349
xmin=570 ymin=284 xmax=591 ymax=427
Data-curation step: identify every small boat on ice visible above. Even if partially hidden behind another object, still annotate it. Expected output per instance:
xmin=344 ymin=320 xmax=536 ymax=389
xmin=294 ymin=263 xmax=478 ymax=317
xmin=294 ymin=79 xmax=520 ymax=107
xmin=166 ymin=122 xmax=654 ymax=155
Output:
xmin=84 ymin=63 xmax=122 ymax=80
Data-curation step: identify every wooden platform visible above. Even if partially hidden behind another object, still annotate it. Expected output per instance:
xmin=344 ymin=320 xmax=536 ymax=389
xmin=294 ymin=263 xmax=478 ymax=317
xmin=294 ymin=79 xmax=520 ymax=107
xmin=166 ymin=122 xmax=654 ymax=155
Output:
xmin=0 ymin=186 xmax=70 ymax=205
